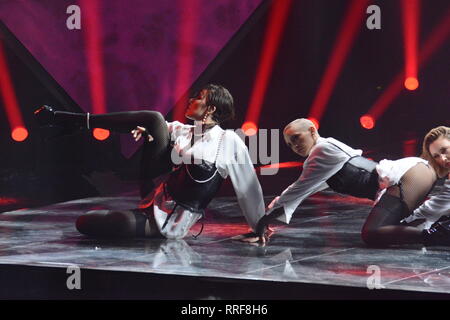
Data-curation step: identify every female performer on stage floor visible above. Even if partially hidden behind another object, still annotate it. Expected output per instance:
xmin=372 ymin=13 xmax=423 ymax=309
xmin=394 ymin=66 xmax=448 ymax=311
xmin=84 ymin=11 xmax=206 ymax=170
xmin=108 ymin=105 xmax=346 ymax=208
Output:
xmin=35 ymin=84 xmax=265 ymax=239
xmin=364 ymin=126 xmax=449 ymax=247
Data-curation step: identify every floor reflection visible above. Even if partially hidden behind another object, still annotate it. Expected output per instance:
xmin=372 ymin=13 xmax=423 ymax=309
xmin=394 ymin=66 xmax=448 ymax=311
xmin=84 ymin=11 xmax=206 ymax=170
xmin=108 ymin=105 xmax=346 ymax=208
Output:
xmin=0 ymin=192 xmax=449 ymax=295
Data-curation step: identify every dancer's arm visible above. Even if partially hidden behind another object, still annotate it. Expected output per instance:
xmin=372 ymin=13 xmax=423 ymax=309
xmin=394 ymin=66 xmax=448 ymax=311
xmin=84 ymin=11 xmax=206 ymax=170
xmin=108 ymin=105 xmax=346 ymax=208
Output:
xmin=164 ymin=120 xmax=195 ymax=143
xmin=133 ymin=120 xmax=190 ymax=142
xmin=265 ymin=141 xmax=350 ymax=224
xmin=220 ymin=131 xmax=265 ymax=232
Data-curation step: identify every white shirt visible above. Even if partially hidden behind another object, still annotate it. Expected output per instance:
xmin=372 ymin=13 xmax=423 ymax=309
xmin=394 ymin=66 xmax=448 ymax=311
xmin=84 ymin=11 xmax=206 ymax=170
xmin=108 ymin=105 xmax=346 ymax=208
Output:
xmin=266 ymin=137 xmax=362 ymax=224
xmin=139 ymin=121 xmax=265 ymax=239
xmin=402 ymin=179 xmax=450 ymax=229
xmin=267 ymin=134 xmax=431 ymax=226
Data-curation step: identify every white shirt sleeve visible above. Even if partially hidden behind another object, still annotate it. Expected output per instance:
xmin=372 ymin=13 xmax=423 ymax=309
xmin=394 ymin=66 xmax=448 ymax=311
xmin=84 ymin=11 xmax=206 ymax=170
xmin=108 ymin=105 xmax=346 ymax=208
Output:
xmin=218 ymin=131 xmax=265 ymax=231
xmin=267 ymin=140 xmax=351 ymax=224
xmin=165 ymin=120 xmax=192 ymax=142
xmin=412 ymin=179 xmax=450 ymax=223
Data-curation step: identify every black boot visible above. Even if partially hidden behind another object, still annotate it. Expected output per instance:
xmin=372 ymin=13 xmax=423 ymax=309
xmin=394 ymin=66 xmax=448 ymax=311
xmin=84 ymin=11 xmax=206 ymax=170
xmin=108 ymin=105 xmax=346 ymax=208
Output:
xmin=422 ymin=215 xmax=450 ymax=246
xmin=34 ymin=105 xmax=56 ymax=126
xmin=34 ymin=105 xmax=88 ymax=128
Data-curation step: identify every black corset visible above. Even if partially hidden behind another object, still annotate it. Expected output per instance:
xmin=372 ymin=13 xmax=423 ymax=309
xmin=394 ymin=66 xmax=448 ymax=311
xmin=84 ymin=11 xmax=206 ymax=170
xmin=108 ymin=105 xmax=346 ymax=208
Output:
xmin=326 ymin=156 xmax=380 ymax=200
xmin=165 ymin=160 xmax=224 ymax=213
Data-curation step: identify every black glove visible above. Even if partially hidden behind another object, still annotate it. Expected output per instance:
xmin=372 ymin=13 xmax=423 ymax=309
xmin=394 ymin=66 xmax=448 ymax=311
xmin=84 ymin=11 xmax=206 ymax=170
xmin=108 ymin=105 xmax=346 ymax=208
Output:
xmin=255 ymin=214 xmax=271 ymax=237
xmin=141 ymin=127 xmax=150 ymax=140
xmin=34 ymin=105 xmax=56 ymax=126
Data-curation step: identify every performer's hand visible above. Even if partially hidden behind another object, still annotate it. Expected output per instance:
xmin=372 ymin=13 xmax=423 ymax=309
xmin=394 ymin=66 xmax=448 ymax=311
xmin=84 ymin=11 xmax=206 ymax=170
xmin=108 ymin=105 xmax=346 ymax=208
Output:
xmin=267 ymin=196 xmax=280 ymax=209
xmin=239 ymin=214 xmax=274 ymax=244
xmin=132 ymin=126 xmax=153 ymax=142
xmin=239 ymin=226 xmax=274 ymax=244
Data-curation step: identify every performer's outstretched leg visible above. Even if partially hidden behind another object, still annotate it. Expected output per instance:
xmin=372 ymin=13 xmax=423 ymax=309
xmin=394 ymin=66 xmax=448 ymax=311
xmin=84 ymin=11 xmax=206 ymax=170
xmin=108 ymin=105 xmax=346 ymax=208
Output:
xmin=35 ymin=107 xmax=173 ymax=197
xmin=75 ymin=208 xmax=160 ymax=238
xmin=90 ymin=111 xmax=173 ymax=197
xmin=361 ymin=162 xmax=436 ymax=246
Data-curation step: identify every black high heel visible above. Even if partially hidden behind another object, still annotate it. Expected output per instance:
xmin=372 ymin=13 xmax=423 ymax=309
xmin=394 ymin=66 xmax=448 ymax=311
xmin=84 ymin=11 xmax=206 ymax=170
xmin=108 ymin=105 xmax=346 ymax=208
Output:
xmin=34 ymin=105 xmax=88 ymax=127
xmin=34 ymin=105 xmax=56 ymax=126
xmin=34 ymin=105 xmax=87 ymax=140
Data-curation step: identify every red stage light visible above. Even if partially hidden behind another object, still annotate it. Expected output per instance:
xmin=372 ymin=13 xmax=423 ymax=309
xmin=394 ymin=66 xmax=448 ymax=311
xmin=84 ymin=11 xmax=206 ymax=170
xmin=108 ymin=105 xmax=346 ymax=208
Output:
xmin=11 ymin=126 xmax=28 ymax=142
xmin=404 ymin=77 xmax=419 ymax=90
xmin=401 ymin=0 xmax=419 ymax=92
xmin=241 ymin=121 xmax=258 ymax=136
xmin=368 ymin=6 xmax=450 ymax=121
xmin=360 ymin=115 xmax=375 ymax=130
xmin=307 ymin=117 xmax=320 ymax=130
xmin=245 ymin=0 xmax=293 ymax=128
xmin=308 ymin=0 xmax=369 ymax=123
xmin=403 ymin=139 xmax=417 ymax=157
xmin=93 ymin=128 xmax=110 ymax=140
xmin=81 ymin=0 xmax=107 ymax=114
xmin=172 ymin=0 xmax=200 ymax=122
xmin=259 ymin=161 xmax=303 ymax=170
xmin=0 ymin=41 xmax=26 ymax=137
xmin=0 ymin=197 xmax=19 ymax=206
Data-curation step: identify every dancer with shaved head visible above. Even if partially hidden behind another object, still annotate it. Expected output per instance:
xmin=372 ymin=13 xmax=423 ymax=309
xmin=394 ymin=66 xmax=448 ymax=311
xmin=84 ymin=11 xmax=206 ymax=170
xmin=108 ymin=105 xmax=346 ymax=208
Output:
xmin=242 ymin=120 xmax=449 ymax=247
xmin=241 ymin=117 xmax=380 ymax=243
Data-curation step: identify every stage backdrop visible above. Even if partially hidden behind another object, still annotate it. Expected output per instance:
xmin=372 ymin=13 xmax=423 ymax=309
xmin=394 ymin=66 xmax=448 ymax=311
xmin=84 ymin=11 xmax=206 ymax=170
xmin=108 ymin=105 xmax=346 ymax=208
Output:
xmin=0 ymin=0 xmax=263 ymax=157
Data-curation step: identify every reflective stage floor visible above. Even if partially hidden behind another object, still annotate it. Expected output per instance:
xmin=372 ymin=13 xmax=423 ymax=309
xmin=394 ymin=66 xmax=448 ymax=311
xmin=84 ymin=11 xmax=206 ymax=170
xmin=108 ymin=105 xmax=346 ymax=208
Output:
xmin=1 ymin=190 xmax=450 ymax=299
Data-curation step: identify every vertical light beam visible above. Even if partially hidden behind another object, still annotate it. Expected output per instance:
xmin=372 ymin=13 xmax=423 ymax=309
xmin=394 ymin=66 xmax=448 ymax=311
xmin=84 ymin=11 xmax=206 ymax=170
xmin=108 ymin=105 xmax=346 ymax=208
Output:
xmin=366 ymin=6 xmax=450 ymax=122
xmin=81 ymin=0 xmax=109 ymax=140
xmin=0 ymin=41 xmax=28 ymax=142
xmin=402 ymin=0 xmax=420 ymax=90
xmin=172 ymin=0 xmax=200 ymax=122
xmin=307 ymin=0 xmax=369 ymax=123
xmin=243 ymin=0 xmax=293 ymax=136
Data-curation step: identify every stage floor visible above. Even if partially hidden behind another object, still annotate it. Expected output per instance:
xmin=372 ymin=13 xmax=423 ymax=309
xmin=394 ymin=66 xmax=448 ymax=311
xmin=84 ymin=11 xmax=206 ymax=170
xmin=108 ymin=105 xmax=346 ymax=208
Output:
xmin=1 ymin=190 xmax=450 ymax=299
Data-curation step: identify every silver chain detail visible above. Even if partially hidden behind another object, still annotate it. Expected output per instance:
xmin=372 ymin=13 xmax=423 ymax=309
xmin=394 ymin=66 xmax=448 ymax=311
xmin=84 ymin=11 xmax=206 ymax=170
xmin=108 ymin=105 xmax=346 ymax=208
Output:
xmin=185 ymin=130 xmax=225 ymax=184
